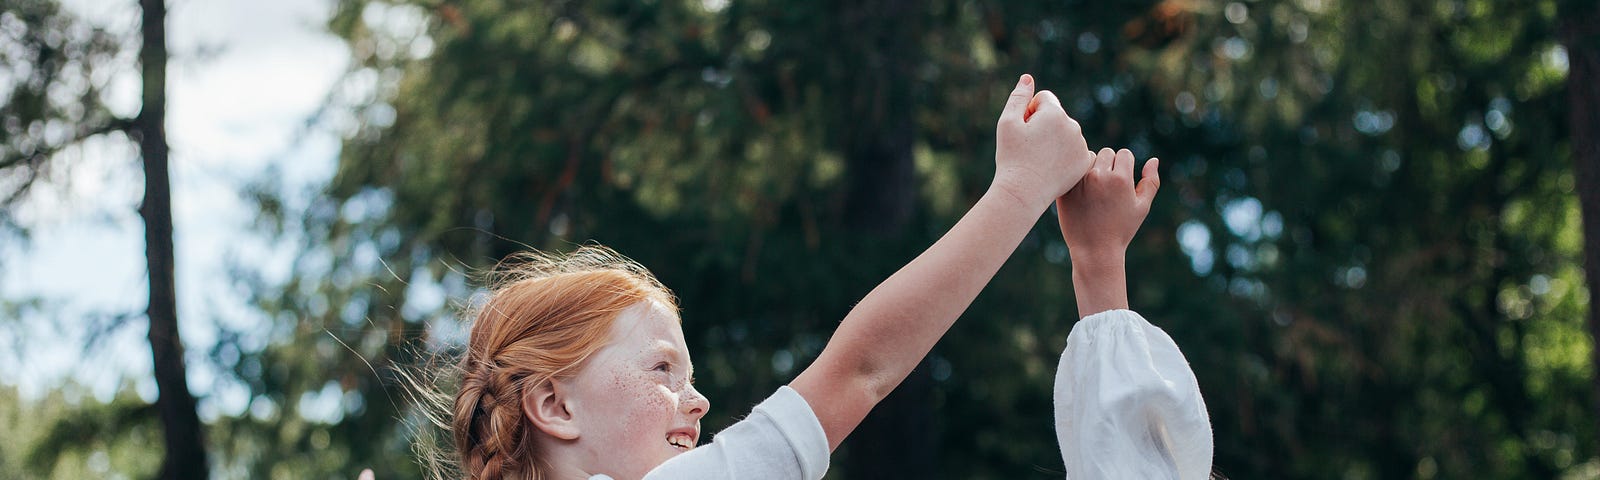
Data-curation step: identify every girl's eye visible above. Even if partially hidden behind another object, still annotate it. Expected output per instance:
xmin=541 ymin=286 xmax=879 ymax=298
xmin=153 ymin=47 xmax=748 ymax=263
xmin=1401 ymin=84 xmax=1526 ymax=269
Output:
xmin=653 ymin=362 xmax=671 ymax=373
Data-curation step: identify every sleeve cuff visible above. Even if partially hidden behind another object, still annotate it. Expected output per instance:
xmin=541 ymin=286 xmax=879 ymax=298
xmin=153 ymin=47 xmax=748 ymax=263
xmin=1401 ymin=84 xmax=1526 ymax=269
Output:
xmin=760 ymin=386 xmax=831 ymax=479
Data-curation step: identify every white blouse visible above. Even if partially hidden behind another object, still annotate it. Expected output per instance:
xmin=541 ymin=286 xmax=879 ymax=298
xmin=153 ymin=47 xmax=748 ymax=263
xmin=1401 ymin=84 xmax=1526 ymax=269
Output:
xmin=1056 ymin=309 xmax=1213 ymax=480
xmin=636 ymin=385 xmax=829 ymax=480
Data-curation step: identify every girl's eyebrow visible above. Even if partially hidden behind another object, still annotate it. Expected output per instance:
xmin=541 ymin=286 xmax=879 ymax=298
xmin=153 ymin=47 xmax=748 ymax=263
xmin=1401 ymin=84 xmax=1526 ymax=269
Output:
xmin=649 ymin=343 xmax=691 ymax=366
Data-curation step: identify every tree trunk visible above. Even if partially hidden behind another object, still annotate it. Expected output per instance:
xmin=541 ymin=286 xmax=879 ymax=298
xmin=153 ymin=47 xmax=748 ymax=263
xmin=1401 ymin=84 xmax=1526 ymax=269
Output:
xmin=838 ymin=0 xmax=918 ymax=235
xmin=1560 ymin=0 xmax=1600 ymax=457
xmin=831 ymin=0 xmax=935 ymax=477
xmin=138 ymin=0 xmax=208 ymax=478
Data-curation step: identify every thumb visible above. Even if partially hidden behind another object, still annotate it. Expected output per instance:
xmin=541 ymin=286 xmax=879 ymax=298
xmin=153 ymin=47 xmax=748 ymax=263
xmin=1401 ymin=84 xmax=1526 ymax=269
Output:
xmin=1001 ymin=74 xmax=1035 ymax=122
xmin=1135 ymin=157 xmax=1161 ymax=204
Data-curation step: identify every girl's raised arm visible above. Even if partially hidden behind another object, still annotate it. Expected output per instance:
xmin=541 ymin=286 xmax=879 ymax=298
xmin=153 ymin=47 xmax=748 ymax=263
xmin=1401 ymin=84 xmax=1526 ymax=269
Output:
xmin=789 ymin=74 xmax=1092 ymax=450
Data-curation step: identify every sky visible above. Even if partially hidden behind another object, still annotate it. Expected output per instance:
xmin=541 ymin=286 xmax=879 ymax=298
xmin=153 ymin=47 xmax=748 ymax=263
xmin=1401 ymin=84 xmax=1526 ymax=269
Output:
xmin=0 ymin=0 xmax=348 ymax=418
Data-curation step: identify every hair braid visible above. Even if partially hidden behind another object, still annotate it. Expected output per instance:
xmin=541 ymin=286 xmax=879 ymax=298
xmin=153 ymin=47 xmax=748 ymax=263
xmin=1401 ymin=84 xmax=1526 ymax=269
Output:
xmin=456 ymin=360 xmax=544 ymax=480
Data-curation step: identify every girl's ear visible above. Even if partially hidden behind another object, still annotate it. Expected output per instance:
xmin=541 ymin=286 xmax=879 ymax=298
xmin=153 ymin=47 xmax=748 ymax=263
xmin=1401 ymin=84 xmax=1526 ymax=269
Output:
xmin=523 ymin=379 xmax=581 ymax=440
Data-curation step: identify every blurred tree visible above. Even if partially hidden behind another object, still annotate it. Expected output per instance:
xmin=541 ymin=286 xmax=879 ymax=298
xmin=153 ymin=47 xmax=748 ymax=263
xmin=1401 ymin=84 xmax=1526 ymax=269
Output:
xmin=0 ymin=0 xmax=208 ymax=477
xmin=0 ymin=383 xmax=163 ymax=478
xmin=1131 ymin=0 xmax=1594 ymax=476
xmin=135 ymin=0 xmax=209 ymax=477
xmin=1558 ymin=0 xmax=1600 ymax=456
xmin=0 ymin=0 xmax=126 ymax=231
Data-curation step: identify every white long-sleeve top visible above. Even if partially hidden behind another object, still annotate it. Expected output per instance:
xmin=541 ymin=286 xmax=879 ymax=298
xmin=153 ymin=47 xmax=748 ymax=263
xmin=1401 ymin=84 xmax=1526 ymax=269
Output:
xmin=638 ymin=385 xmax=829 ymax=480
xmin=625 ymin=309 xmax=1211 ymax=480
xmin=1056 ymin=309 xmax=1213 ymax=480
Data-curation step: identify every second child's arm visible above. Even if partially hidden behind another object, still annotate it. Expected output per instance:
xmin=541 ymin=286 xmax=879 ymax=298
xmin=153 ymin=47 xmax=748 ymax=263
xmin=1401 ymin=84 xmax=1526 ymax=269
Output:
xmin=790 ymin=74 xmax=1092 ymax=451
xmin=1056 ymin=148 xmax=1160 ymax=317
xmin=1051 ymin=148 xmax=1209 ymax=480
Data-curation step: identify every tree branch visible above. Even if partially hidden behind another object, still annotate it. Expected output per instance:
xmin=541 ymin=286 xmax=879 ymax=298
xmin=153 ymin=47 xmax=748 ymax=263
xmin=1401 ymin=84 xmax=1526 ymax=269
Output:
xmin=0 ymin=116 xmax=133 ymax=172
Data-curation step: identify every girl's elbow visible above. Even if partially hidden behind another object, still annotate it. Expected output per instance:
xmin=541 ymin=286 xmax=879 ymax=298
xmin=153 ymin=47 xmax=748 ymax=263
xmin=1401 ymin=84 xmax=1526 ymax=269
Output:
xmin=806 ymin=353 xmax=897 ymax=406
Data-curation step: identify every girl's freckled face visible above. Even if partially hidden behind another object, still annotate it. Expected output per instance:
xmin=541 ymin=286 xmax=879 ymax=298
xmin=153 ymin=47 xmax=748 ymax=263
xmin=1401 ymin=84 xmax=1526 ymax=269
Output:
xmin=567 ymin=301 xmax=710 ymax=480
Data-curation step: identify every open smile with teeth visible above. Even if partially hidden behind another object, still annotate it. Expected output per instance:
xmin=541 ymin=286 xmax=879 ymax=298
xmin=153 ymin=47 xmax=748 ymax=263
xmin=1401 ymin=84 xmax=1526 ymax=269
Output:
xmin=667 ymin=432 xmax=695 ymax=451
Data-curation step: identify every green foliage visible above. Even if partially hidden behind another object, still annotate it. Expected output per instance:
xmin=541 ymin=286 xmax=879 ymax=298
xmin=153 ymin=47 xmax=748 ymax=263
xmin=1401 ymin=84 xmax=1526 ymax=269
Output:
xmin=1142 ymin=0 xmax=1592 ymax=477
xmin=0 ymin=383 xmax=162 ymax=479
xmin=0 ymin=0 xmax=128 ymax=233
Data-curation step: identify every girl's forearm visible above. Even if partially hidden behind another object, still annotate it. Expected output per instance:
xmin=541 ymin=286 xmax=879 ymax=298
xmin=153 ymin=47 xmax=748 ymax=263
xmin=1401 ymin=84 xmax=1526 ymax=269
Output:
xmin=791 ymin=180 xmax=1048 ymax=449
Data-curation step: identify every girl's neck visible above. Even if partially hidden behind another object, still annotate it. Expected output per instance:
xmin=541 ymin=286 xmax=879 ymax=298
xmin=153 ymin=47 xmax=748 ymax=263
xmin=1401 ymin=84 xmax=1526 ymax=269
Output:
xmin=535 ymin=437 xmax=601 ymax=480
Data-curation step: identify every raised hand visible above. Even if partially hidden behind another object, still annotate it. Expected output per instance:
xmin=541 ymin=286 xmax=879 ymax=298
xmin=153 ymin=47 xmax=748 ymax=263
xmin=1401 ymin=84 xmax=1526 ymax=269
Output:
xmin=993 ymin=74 xmax=1094 ymax=209
xmin=1055 ymin=148 xmax=1160 ymax=317
xmin=1057 ymin=148 xmax=1159 ymax=261
xmin=788 ymin=75 xmax=1107 ymax=452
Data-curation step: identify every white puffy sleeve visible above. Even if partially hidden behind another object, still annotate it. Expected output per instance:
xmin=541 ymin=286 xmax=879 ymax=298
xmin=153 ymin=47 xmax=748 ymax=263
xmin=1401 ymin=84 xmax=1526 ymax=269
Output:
xmin=1054 ymin=309 xmax=1213 ymax=480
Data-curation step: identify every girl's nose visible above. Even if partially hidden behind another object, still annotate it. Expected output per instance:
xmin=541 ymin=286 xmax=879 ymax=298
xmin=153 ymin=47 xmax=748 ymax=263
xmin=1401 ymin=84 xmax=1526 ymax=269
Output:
xmin=682 ymin=385 xmax=710 ymax=418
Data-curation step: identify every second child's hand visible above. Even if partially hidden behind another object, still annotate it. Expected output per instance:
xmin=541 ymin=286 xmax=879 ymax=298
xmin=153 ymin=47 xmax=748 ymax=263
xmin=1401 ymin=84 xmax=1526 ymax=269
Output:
xmin=1055 ymin=148 xmax=1160 ymax=318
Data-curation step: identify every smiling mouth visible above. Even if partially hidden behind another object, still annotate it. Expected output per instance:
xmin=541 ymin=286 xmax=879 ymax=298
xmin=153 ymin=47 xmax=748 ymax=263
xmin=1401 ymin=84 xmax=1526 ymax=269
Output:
xmin=666 ymin=432 xmax=695 ymax=451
